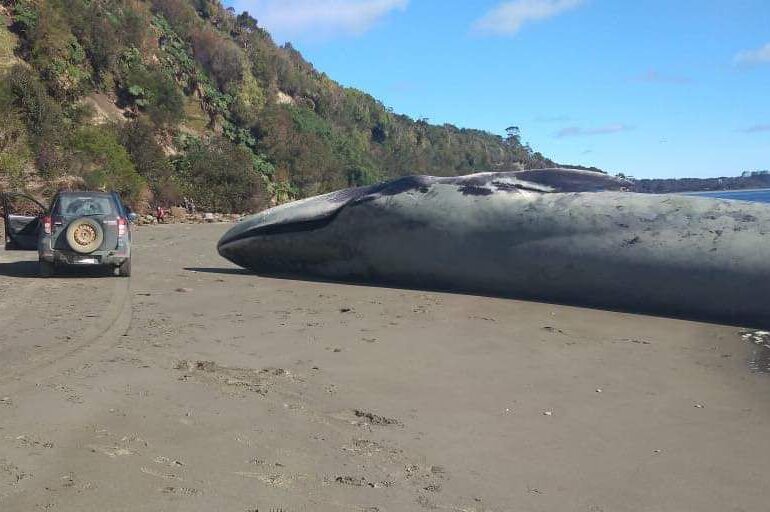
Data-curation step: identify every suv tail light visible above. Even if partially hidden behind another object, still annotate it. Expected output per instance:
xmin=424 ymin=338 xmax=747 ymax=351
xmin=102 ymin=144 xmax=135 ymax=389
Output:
xmin=43 ymin=216 xmax=52 ymax=235
xmin=118 ymin=217 xmax=127 ymax=238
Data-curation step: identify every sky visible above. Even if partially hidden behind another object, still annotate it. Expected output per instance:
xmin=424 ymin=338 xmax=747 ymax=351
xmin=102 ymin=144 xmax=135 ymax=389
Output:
xmin=224 ymin=0 xmax=770 ymax=179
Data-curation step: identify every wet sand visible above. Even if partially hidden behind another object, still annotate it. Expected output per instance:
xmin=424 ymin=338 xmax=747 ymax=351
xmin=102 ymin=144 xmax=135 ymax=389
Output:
xmin=1 ymin=223 xmax=768 ymax=511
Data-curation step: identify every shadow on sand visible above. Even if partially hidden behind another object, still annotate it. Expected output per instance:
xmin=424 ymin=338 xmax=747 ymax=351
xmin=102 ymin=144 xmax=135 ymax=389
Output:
xmin=183 ymin=266 xmax=768 ymax=330
xmin=0 ymin=260 xmax=40 ymax=278
xmin=0 ymin=260 xmax=115 ymax=279
xmin=185 ymin=267 xmax=252 ymax=276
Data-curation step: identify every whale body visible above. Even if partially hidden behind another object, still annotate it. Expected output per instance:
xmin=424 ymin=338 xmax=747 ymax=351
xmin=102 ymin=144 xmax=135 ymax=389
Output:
xmin=218 ymin=169 xmax=770 ymax=328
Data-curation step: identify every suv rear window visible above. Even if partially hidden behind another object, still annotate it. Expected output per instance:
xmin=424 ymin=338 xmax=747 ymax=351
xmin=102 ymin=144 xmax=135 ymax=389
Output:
xmin=54 ymin=195 xmax=116 ymax=217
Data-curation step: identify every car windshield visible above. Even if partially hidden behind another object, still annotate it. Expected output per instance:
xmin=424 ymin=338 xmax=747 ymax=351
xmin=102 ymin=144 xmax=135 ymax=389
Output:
xmin=54 ymin=195 xmax=115 ymax=216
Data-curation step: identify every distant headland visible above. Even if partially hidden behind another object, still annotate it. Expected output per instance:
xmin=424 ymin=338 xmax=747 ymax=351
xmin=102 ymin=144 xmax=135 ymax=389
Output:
xmin=632 ymin=171 xmax=770 ymax=194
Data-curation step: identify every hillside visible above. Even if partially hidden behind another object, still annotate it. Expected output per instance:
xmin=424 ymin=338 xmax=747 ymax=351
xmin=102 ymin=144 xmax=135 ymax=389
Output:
xmin=633 ymin=172 xmax=770 ymax=194
xmin=0 ymin=0 xmax=559 ymax=212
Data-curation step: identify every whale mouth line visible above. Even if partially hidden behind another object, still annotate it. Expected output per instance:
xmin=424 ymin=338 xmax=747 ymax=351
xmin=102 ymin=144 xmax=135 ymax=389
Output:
xmin=218 ymin=209 xmax=344 ymax=251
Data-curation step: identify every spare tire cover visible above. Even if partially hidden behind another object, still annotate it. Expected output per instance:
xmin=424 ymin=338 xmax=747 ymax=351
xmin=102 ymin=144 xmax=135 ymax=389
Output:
xmin=66 ymin=218 xmax=104 ymax=254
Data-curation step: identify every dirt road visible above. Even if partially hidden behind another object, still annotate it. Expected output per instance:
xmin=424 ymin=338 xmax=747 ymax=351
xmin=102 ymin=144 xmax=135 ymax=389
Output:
xmin=1 ymin=223 xmax=769 ymax=511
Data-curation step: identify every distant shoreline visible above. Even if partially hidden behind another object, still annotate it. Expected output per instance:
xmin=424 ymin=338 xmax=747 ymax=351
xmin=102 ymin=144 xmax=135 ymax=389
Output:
xmin=633 ymin=175 xmax=770 ymax=195
xmin=679 ymin=187 xmax=770 ymax=195
xmin=672 ymin=187 xmax=770 ymax=204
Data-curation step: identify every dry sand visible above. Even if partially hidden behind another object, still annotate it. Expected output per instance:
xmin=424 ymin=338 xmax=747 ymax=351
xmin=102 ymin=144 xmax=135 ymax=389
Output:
xmin=0 ymin=223 xmax=768 ymax=511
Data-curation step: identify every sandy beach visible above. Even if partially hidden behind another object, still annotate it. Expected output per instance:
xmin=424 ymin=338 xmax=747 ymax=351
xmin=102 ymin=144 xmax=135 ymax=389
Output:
xmin=1 ymin=222 xmax=768 ymax=511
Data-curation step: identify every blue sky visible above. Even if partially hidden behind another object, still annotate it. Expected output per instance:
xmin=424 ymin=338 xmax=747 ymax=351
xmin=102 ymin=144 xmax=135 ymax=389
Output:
xmin=226 ymin=0 xmax=770 ymax=178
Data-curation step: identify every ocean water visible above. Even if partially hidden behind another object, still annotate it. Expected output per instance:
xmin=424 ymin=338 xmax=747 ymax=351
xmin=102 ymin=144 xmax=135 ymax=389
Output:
xmin=682 ymin=188 xmax=770 ymax=204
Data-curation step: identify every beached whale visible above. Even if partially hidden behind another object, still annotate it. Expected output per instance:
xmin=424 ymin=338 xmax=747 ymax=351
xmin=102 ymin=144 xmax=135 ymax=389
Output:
xmin=218 ymin=169 xmax=770 ymax=328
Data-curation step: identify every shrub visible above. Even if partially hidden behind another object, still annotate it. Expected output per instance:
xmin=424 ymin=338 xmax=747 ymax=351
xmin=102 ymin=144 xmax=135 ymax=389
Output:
xmin=69 ymin=126 xmax=146 ymax=202
xmin=172 ymin=137 xmax=269 ymax=212
xmin=11 ymin=0 xmax=39 ymax=37
xmin=7 ymin=65 xmax=65 ymax=141
xmin=229 ymin=71 xmax=265 ymax=126
xmin=116 ymin=119 xmax=178 ymax=202
xmin=0 ymin=73 xmax=29 ymax=151
xmin=122 ymin=67 xmax=185 ymax=126
xmin=0 ymin=150 xmax=32 ymax=190
xmin=346 ymin=166 xmax=381 ymax=187
xmin=0 ymin=73 xmax=34 ymax=189
xmin=150 ymin=0 xmax=199 ymax=38
xmin=190 ymin=28 xmax=243 ymax=90
xmin=21 ymin=1 xmax=92 ymax=100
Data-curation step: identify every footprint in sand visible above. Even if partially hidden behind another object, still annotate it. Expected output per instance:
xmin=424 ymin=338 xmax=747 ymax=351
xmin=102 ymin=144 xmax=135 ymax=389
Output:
xmin=141 ymin=466 xmax=183 ymax=481
xmin=161 ymin=486 xmax=200 ymax=496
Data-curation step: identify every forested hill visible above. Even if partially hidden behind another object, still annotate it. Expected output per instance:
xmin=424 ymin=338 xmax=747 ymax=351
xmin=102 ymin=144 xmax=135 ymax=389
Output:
xmin=632 ymin=172 xmax=770 ymax=194
xmin=0 ymin=0 xmax=560 ymax=212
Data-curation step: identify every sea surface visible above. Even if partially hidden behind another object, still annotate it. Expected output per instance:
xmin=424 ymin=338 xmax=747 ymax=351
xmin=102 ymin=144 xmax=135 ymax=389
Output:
xmin=681 ymin=188 xmax=770 ymax=204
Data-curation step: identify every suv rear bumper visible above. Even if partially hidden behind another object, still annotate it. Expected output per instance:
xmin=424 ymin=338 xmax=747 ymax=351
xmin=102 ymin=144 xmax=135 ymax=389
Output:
xmin=39 ymin=248 xmax=130 ymax=266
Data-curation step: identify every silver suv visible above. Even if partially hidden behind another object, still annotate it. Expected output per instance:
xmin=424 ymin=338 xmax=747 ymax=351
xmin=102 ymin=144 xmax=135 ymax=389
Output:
xmin=2 ymin=191 xmax=135 ymax=277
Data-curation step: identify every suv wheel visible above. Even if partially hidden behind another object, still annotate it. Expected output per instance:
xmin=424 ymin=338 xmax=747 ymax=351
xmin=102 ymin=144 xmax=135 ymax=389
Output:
xmin=39 ymin=261 xmax=55 ymax=277
xmin=117 ymin=258 xmax=131 ymax=277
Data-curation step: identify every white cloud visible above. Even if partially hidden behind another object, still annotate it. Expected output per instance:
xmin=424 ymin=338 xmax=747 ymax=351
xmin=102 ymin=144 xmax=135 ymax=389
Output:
xmin=556 ymin=124 xmax=633 ymax=138
xmin=734 ymin=43 xmax=770 ymax=66
xmin=473 ymin=0 xmax=585 ymax=36
xmin=229 ymin=0 xmax=408 ymax=38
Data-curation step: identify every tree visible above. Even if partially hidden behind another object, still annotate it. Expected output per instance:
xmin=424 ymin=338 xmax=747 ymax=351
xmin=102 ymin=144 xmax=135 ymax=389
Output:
xmin=505 ymin=126 xmax=521 ymax=145
xmin=172 ymin=137 xmax=269 ymax=212
xmin=116 ymin=119 xmax=178 ymax=202
xmin=236 ymin=12 xmax=259 ymax=33
xmin=191 ymin=28 xmax=243 ymax=90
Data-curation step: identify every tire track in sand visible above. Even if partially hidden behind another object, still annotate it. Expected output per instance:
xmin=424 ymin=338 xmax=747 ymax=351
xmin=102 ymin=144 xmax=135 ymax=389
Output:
xmin=0 ymin=276 xmax=133 ymax=390
xmin=0 ymin=257 xmax=45 ymax=326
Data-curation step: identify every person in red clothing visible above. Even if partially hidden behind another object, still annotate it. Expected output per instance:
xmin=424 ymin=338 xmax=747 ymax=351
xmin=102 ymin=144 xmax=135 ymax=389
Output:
xmin=155 ymin=205 xmax=166 ymax=223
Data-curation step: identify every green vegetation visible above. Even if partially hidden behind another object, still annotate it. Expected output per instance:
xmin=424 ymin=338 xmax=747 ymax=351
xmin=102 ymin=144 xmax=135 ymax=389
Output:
xmin=122 ymin=67 xmax=186 ymax=126
xmin=0 ymin=0 xmax=561 ymax=212
xmin=171 ymin=136 xmax=271 ymax=212
xmin=69 ymin=125 xmax=146 ymax=199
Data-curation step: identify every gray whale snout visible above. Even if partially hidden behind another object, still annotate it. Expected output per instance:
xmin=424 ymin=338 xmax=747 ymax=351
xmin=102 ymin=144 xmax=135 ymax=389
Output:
xmin=218 ymin=169 xmax=770 ymax=328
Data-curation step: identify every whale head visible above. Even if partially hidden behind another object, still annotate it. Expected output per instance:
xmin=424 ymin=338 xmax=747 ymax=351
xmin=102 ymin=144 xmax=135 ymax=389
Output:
xmin=217 ymin=169 xmax=631 ymax=270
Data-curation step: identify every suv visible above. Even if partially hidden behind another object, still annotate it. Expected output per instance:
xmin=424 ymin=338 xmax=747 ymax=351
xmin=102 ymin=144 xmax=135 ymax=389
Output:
xmin=1 ymin=191 xmax=134 ymax=277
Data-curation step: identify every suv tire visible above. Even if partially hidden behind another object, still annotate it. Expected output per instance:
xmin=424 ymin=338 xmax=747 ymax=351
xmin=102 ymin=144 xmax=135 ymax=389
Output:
xmin=117 ymin=258 xmax=131 ymax=277
xmin=39 ymin=260 xmax=55 ymax=277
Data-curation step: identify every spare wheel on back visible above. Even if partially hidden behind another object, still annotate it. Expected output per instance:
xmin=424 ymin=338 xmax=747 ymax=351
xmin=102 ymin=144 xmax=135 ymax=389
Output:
xmin=66 ymin=218 xmax=104 ymax=254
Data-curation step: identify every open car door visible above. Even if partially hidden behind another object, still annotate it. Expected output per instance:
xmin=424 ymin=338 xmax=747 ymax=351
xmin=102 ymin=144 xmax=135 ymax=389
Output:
xmin=1 ymin=192 xmax=47 ymax=251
